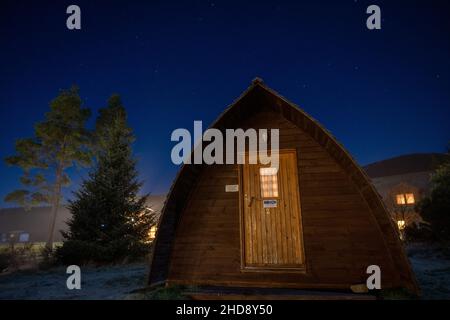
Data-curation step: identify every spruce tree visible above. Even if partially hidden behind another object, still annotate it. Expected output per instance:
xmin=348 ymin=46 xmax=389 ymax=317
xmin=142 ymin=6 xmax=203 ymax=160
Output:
xmin=60 ymin=95 xmax=151 ymax=263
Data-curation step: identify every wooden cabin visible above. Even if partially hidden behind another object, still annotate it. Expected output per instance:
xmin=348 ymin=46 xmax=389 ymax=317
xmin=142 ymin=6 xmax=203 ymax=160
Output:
xmin=149 ymin=78 xmax=419 ymax=296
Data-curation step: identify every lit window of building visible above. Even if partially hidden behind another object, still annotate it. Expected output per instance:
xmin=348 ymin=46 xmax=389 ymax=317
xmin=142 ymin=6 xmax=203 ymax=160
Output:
xmin=405 ymin=193 xmax=415 ymax=204
xmin=396 ymin=193 xmax=415 ymax=205
xmin=396 ymin=194 xmax=406 ymax=205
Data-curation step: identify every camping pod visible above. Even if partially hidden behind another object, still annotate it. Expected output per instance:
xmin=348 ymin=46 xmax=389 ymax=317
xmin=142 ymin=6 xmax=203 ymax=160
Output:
xmin=148 ymin=78 xmax=419 ymax=295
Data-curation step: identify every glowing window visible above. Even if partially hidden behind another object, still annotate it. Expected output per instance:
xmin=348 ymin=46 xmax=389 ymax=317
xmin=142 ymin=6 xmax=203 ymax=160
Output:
xmin=405 ymin=193 xmax=415 ymax=204
xmin=396 ymin=194 xmax=406 ymax=205
xmin=260 ymin=167 xmax=279 ymax=198
xmin=148 ymin=225 xmax=157 ymax=240
xmin=396 ymin=193 xmax=415 ymax=205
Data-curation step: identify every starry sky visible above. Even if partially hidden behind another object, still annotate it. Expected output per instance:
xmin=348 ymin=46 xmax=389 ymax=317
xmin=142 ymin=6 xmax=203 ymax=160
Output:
xmin=0 ymin=0 xmax=449 ymax=207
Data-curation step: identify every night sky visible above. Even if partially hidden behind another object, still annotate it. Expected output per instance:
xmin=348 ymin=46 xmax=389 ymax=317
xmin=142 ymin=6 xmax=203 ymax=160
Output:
xmin=0 ymin=0 xmax=449 ymax=207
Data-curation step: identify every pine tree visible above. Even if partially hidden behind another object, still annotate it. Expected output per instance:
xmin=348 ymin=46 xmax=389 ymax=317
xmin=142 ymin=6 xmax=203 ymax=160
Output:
xmin=59 ymin=95 xmax=151 ymax=263
xmin=4 ymin=87 xmax=91 ymax=249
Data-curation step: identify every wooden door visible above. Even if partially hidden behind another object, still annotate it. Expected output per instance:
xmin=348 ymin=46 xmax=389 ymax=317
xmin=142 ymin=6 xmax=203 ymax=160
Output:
xmin=241 ymin=150 xmax=305 ymax=270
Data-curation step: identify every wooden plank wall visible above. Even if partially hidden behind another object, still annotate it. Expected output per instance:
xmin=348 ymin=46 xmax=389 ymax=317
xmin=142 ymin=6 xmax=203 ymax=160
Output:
xmin=167 ymin=110 xmax=399 ymax=289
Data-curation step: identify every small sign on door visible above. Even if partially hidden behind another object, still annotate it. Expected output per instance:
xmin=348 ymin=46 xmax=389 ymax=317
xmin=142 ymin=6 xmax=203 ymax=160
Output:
xmin=225 ymin=184 xmax=239 ymax=192
xmin=263 ymin=199 xmax=277 ymax=208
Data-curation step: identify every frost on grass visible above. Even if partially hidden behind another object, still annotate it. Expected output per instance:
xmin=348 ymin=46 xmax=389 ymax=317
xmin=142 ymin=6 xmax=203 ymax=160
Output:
xmin=0 ymin=263 xmax=147 ymax=300
xmin=1 ymin=245 xmax=450 ymax=299
xmin=407 ymin=243 xmax=450 ymax=299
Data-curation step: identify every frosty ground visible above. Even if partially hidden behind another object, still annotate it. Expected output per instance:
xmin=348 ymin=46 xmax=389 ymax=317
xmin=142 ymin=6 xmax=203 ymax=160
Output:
xmin=407 ymin=244 xmax=450 ymax=299
xmin=0 ymin=245 xmax=449 ymax=300
xmin=0 ymin=263 xmax=146 ymax=300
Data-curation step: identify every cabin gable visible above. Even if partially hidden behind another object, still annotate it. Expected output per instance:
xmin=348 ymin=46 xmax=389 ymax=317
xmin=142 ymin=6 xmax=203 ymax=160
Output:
xmin=149 ymin=81 xmax=418 ymax=293
xmin=167 ymin=110 xmax=395 ymax=288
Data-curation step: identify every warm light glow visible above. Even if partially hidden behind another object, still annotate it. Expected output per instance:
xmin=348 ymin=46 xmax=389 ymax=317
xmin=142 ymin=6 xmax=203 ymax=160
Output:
xmin=405 ymin=193 xmax=415 ymax=204
xmin=396 ymin=194 xmax=406 ymax=205
xmin=397 ymin=220 xmax=406 ymax=230
xmin=259 ymin=167 xmax=278 ymax=198
xmin=396 ymin=193 xmax=415 ymax=205
xmin=148 ymin=225 xmax=157 ymax=240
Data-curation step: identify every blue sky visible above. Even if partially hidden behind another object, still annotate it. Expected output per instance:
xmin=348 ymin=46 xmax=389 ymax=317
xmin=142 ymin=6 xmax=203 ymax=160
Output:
xmin=0 ymin=0 xmax=449 ymax=207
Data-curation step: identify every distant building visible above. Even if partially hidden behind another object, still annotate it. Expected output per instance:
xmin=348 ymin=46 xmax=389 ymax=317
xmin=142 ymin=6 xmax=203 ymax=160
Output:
xmin=364 ymin=153 xmax=449 ymax=232
xmin=0 ymin=195 xmax=166 ymax=245
xmin=0 ymin=206 xmax=70 ymax=245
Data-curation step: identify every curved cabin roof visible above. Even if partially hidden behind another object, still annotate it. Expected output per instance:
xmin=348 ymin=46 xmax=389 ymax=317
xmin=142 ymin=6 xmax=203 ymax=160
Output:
xmin=149 ymin=78 xmax=419 ymax=293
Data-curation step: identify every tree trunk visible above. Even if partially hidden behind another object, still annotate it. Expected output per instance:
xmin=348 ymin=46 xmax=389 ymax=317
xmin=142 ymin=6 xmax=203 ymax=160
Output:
xmin=46 ymin=164 xmax=63 ymax=250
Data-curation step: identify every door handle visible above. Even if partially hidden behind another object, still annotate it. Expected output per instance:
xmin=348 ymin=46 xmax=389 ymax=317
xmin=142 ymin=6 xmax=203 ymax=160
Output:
xmin=246 ymin=195 xmax=263 ymax=207
xmin=248 ymin=196 xmax=255 ymax=207
xmin=245 ymin=194 xmax=255 ymax=207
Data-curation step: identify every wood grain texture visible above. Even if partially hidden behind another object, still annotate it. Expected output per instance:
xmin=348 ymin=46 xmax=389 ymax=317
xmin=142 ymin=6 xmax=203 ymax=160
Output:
xmin=241 ymin=150 xmax=304 ymax=269
xmin=148 ymin=82 xmax=419 ymax=294
xmin=165 ymin=112 xmax=391 ymax=287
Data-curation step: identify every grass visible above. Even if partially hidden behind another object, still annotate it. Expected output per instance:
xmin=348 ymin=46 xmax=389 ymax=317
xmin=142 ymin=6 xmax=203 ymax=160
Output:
xmin=377 ymin=288 xmax=418 ymax=300
xmin=126 ymin=285 xmax=193 ymax=300
xmin=0 ymin=242 xmax=62 ymax=251
xmin=1 ymin=242 xmax=449 ymax=299
xmin=0 ymin=242 xmax=63 ymax=273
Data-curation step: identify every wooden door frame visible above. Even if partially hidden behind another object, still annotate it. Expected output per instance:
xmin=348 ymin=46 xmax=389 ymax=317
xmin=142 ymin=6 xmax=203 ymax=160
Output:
xmin=238 ymin=148 xmax=306 ymax=273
